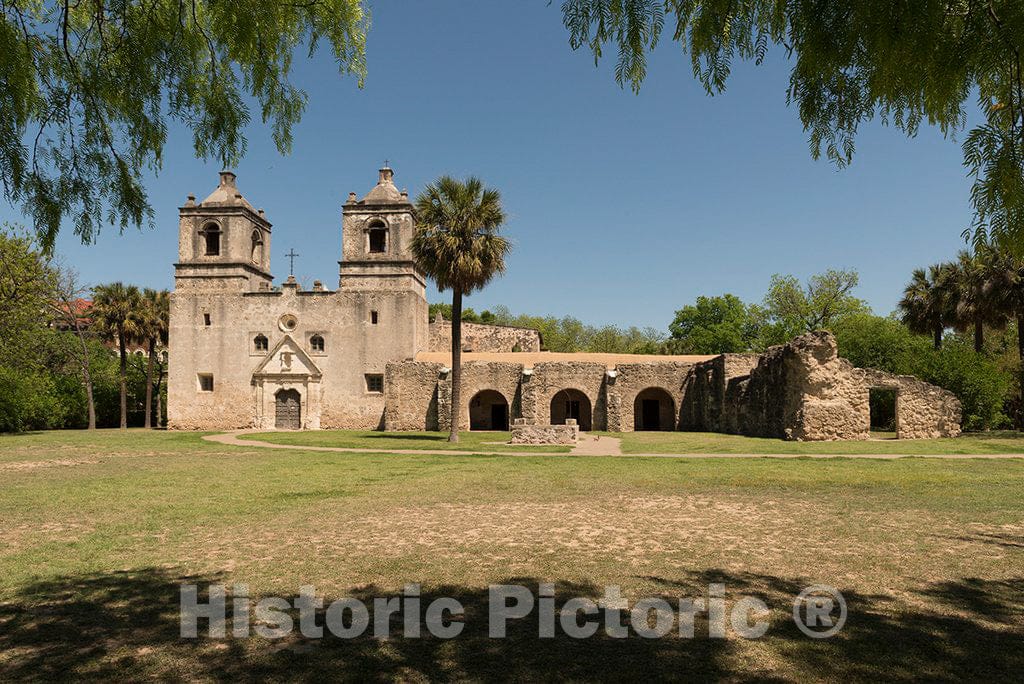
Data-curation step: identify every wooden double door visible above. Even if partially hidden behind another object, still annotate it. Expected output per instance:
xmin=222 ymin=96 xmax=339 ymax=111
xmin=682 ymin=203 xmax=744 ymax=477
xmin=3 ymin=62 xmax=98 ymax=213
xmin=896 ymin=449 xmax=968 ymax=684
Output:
xmin=275 ymin=389 xmax=301 ymax=429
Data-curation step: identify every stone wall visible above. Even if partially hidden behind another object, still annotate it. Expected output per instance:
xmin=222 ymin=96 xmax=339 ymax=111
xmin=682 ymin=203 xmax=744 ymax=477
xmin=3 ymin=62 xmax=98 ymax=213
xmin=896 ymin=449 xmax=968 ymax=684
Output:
xmin=384 ymin=361 xmax=443 ymax=431
xmin=607 ymin=363 xmax=694 ymax=432
xmin=510 ymin=421 xmax=579 ymax=445
xmin=524 ymin=362 xmax=608 ymax=430
xmin=428 ymin=315 xmax=542 ymax=353
xmin=683 ymin=331 xmax=961 ymax=441
xmin=858 ymin=368 xmax=963 ymax=439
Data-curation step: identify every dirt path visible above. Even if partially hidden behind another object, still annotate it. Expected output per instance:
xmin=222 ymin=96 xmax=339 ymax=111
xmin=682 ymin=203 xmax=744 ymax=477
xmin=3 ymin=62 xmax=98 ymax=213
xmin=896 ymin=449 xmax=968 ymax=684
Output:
xmin=571 ymin=433 xmax=622 ymax=456
xmin=202 ymin=431 xmax=1024 ymax=459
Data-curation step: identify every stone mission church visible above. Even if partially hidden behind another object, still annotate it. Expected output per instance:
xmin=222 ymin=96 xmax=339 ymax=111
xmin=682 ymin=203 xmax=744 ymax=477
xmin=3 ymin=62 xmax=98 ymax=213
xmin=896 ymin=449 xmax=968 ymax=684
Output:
xmin=169 ymin=167 xmax=962 ymax=440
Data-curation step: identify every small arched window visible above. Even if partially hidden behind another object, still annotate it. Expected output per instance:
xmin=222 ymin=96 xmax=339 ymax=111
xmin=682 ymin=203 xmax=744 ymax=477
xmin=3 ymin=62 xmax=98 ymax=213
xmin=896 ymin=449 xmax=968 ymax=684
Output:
xmin=254 ymin=334 xmax=268 ymax=352
xmin=310 ymin=334 xmax=325 ymax=353
xmin=368 ymin=221 xmax=387 ymax=253
xmin=250 ymin=230 xmax=263 ymax=264
xmin=200 ymin=223 xmax=221 ymax=256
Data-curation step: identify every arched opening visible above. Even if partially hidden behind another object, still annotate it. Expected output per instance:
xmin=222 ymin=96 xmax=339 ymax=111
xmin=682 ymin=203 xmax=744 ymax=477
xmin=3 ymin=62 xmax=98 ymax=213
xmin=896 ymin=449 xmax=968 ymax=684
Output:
xmin=250 ymin=230 xmax=263 ymax=264
xmin=368 ymin=221 xmax=387 ymax=253
xmin=310 ymin=334 xmax=325 ymax=353
xmin=200 ymin=223 xmax=221 ymax=256
xmin=253 ymin=334 xmax=268 ymax=352
xmin=275 ymin=388 xmax=301 ymax=429
xmin=469 ymin=389 xmax=509 ymax=431
xmin=634 ymin=388 xmax=676 ymax=431
xmin=550 ymin=389 xmax=592 ymax=431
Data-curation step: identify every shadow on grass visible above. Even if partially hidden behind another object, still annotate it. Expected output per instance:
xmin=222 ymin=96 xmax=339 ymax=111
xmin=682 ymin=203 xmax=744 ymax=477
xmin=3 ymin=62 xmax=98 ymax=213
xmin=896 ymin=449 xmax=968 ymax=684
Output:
xmin=363 ymin=433 xmax=449 ymax=442
xmin=1 ymin=568 xmax=1020 ymax=680
xmin=943 ymin=531 xmax=1024 ymax=549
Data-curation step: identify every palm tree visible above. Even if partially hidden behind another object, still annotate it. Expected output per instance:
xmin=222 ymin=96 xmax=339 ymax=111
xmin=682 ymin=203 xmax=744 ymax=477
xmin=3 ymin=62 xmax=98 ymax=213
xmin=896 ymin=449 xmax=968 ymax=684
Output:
xmin=899 ymin=264 xmax=953 ymax=350
xmin=139 ymin=289 xmax=170 ymax=429
xmin=92 ymin=282 xmax=143 ymax=429
xmin=412 ymin=176 xmax=510 ymax=442
xmin=980 ymin=250 xmax=1024 ymax=425
xmin=947 ymin=248 xmax=1007 ymax=352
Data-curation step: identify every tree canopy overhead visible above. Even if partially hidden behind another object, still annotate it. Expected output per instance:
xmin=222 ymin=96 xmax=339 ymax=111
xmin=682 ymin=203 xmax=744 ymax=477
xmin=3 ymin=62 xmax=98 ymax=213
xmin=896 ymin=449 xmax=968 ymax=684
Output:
xmin=1 ymin=0 xmax=368 ymax=251
xmin=561 ymin=0 xmax=1024 ymax=248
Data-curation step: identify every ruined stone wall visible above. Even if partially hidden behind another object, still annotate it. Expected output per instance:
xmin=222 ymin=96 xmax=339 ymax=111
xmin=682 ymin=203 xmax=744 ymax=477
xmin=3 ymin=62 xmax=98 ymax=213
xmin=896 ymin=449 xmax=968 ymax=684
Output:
xmin=679 ymin=354 xmax=758 ymax=432
xmin=858 ymin=368 xmax=962 ymax=439
xmin=428 ymin=317 xmax=542 ymax=353
xmin=682 ymin=332 xmax=961 ymax=441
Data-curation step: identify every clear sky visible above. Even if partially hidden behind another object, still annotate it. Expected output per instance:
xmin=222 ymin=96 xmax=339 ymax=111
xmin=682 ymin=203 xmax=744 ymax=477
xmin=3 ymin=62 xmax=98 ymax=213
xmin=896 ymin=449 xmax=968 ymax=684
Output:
xmin=3 ymin=1 xmax=977 ymax=330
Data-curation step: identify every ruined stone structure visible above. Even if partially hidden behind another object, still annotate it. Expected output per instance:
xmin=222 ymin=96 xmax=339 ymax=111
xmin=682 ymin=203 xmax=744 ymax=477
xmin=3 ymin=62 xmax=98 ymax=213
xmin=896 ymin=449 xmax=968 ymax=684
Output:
xmin=429 ymin=313 xmax=542 ymax=353
xmin=679 ymin=331 xmax=962 ymax=440
xmin=510 ymin=419 xmax=579 ymax=445
xmin=169 ymin=168 xmax=961 ymax=440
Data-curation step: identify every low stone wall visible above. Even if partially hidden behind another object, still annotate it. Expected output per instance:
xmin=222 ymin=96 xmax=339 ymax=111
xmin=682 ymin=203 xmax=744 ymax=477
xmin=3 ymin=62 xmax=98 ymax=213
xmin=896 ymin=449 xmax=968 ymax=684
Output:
xmin=510 ymin=420 xmax=579 ymax=445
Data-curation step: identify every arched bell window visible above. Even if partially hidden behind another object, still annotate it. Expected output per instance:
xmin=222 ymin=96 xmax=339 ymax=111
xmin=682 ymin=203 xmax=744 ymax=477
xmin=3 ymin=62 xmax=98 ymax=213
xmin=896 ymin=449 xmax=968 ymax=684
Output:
xmin=254 ymin=334 xmax=268 ymax=352
xmin=368 ymin=220 xmax=387 ymax=253
xmin=310 ymin=334 xmax=325 ymax=353
xmin=200 ymin=222 xmax=221 ymax=256
xmin=250 ymin=230 xmax=263 ymax=264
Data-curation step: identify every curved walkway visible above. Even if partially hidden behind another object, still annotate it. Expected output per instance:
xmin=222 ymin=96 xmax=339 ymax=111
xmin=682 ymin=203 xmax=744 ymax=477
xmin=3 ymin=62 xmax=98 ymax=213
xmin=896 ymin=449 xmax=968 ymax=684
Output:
xmin=202 ymin=431 xmax=1024 ymax=459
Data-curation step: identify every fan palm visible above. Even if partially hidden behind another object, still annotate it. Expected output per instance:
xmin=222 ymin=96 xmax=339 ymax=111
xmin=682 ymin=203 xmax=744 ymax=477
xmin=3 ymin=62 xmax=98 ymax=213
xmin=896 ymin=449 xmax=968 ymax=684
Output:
xmin=92 ymin=282 xmax=143 ymax=429
xmin=948 ymin=249 xmax=1007 ymax=352
xmin=139 ymin=289 xmax=170 ymax=429
xmin=412 ymin=176 xmax=510 ymax=442
xmin=899 ymin=264 xmax=953 ymax=350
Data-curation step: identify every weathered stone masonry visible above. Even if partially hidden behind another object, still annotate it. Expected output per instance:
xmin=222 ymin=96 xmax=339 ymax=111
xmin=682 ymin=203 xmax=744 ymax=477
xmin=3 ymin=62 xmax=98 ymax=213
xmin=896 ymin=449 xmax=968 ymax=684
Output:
xmin=169 ymin=167 xmax=961 ymax=441
xmin=385 ymin=332 xmax=961 ymax=440
xmin=679 ymin=331 xmax=961 ymax=440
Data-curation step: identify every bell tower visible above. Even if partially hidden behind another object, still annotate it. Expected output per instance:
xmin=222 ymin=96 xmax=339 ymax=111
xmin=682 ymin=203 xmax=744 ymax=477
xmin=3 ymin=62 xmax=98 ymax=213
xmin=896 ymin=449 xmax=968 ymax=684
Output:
xmin=339 ymin=166 xmax=426 ymax=295
xmin=175 ymin=171 xmax=273 ymax=291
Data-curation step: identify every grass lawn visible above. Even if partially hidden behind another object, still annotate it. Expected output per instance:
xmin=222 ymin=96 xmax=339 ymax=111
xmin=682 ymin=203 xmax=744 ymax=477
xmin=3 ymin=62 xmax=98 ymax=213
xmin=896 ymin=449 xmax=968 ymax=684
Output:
xmin=0 ymin=429 xmax=1021 ymax=680
xmin=614 ymin=430 xmax=1024 ymax=455
xmin=239 ymin=429 xmax=572 ymax=453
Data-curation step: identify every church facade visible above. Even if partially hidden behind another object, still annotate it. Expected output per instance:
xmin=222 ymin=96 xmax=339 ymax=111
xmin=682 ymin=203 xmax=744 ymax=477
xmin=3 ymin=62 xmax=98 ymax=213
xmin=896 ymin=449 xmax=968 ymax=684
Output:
xmin=169 ymin=167 xmax=962 ymax=440
xmin=169 ymin=167 xmax=429 ymax=430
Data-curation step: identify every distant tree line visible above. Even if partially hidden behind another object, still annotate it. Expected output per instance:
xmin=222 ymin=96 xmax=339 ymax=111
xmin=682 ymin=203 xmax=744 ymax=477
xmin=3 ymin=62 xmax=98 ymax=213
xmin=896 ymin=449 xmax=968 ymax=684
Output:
xmin=0 ymin=226 xmax=169 ymax=432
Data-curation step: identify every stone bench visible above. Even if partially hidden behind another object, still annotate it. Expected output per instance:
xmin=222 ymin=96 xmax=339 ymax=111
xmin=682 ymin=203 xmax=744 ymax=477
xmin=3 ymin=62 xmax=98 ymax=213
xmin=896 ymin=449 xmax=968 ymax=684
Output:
xmin=510 ymin=419 xmax=579 ymax=445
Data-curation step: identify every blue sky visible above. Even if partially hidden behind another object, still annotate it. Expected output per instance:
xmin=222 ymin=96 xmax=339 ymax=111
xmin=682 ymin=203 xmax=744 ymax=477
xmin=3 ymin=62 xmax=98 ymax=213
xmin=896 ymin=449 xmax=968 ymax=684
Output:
xmin=5 ymin=1 xmax=977 ymax=330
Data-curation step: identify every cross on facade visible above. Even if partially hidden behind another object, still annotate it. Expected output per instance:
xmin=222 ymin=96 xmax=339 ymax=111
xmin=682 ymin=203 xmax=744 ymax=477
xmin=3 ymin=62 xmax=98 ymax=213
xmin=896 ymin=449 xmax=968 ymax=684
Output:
xmin=285 ymin=248 xmax=299 ymax=276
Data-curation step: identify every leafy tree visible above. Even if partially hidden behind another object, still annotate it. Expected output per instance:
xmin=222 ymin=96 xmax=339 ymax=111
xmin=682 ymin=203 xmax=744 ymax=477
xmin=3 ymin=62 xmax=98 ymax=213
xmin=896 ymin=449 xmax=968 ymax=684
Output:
xmin=413 ymin=177 xmax=510 ymax=442
xmin=91 ymin=282 xmax=143 ymax=429
xmin=910 ymin=338 xmax=1012 ymax=431
xmin=561 ymin=1 xmax=1024 ymax=247
xmin=763 ymin=269 xmax=868 ymax=338
xmin=1 ymin=1 xmax=368 ymax=251
xmin=667 ymin=294 xmax=764 ymax=354
xmin=0 ymin=226 xmax=55 ymax=360
xmin=51 ymin=264 xmax=98 ymax=429
xmin=899 ymin=265 xmax=955 ymax=350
